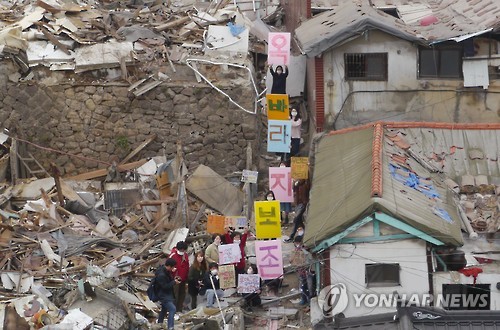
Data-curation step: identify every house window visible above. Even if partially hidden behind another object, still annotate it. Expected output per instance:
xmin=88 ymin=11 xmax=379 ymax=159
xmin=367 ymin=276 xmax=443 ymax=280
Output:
xmin=344 ymin=53 xmax=388 ymax=80
xmin=418 ymin=45 xmax=463 ymax=78
xmin=442 ymin=284 xmax=490 ymax=310
xmin=365 ymin=263 xmax=400 ymax=287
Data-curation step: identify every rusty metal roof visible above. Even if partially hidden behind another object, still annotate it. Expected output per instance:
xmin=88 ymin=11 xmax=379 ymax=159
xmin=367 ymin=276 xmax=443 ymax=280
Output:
xmin=296 ymin=0 xmax=500 ymax=57
xmin=304 ymin=122 xmax=500 ymax=250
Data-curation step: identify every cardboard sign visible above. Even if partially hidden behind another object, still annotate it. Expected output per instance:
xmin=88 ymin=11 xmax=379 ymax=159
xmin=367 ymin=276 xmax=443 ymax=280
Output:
xmin=267 ymin=120 xmax=291 ymax=153
xmin=269 ymin=167 xmax=293 ymax=203
xmin=207 ymin=215 xmax=225 ymax=234
xmin=219 ymin=243 xmax=242 ymax=265
xmin=225 ymin=216 xmax=247 ymax=230
xmin=241 ymin=170 xmax=258 ymax=183
xmin=254 ymin=201 xmax=281 ymax=239
xmin=291 ymin=157 xmax=309 ymax=179
xmin=219 ymin=264 xmax=236 ymax=289
xmin=238 ymin=274 xmax=260 ymax=294
xmin=255 ymin=240 xmax=283 ymax=280
xmin=268 ymin=32 xmax=291 ymax=65
xmin=266 ymin=94 xmax=289 ymax=120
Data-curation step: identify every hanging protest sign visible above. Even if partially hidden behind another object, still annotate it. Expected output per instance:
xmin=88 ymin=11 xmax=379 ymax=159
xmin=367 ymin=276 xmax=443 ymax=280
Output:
xmin=269 ymin=167 xmax=293 ymax=202
xmin=268 ymin=32 xmax=290 ymax=66
xmin=218 ymin=243 xmax=242 ymax=265
xmin=255 ymin=240 xmax=283 ymax=280
xmin=225 ymin=216 xmax=247 ymax=230
xmin=267 ymin=120 xmax=291 ymax=153
xmin=291 ymin=157 xmax=309 ymax=179
xmin=254 ymin=201 xmax=281 ymax=239
xmin=207 ymin=215 xmax=225 ymax=234
xmin=237 ymin=274 xmax=260 ymax=294
xmin=219 ymin=265 xmax=236 ymax=289
xmin=266 ymin=94 xmax=289 ymax=120
xmin=241 ymin=170 xmax=258 ymax=183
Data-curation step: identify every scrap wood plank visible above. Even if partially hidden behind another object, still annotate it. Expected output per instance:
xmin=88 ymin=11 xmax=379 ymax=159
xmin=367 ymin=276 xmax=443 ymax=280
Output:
xmin=36 ymin=24 xmax=71 ymax=55
xmin=65 ymin=159 xmax=148 ymax=181
xmin=154 ymin=16 xmax=190 ymax=32
xmin=120 ymin=135 xmax=156 ymax=164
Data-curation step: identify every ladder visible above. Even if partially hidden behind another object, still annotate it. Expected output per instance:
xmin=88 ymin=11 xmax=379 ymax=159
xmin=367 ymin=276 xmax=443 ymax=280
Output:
xmin=10 ymin=139 xmax=50 ymax=181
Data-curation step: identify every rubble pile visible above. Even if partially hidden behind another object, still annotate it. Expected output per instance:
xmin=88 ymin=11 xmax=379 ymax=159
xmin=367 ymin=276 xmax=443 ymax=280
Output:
xmin=0 ymin=134 xmax=251 ymax=329
xmin=0 ymin=0 xmax=282 ymax=90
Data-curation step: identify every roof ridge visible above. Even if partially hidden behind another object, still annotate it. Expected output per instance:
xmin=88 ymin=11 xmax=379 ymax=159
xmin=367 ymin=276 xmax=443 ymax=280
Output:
xmin=328 ymin=121 xmax=500 ymax=136
xmin=328 ymin=121 xmax=500 ymax=199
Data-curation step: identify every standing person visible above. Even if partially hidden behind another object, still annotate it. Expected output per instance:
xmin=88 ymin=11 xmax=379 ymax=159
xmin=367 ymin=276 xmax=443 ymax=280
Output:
xmin=290 ymin=108 xmax=302 ymax=157
xmin=285 ymin=203 xmax=306 ymax=243
xmin=200 ymin=263 xmax=224 ymax=308
xmin=169 ymin=241 xmax=189 ymax=312
xmin=265 ymin=190 xmax=276 ymax=202
xmin=224 ymin=228 xmax=249 ymax=274
xmin=205 ymin=234 xmax=221 ymax=264
xmin=187 ymin=251 xmax=208 ymax=310
xmin=290 ymin=236 xmax=313 ymax=306
xmin=155 ymin=258 xmax=181 ymax=330
xmin=278 ymin=161 xmax=292 ymax=224
xmin=269 ymin=65 xmax=289 ymax=94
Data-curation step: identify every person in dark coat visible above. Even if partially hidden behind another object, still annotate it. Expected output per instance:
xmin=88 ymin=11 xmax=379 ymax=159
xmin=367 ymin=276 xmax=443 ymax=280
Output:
xmin=241 ymin=264 xmax=262 ymax=310
xmin=155 ymin=258 xmax=181 ymax=330
xmin=187 ymin=251 xmax=208 ymax=309
xmin=269 ymin=65 xmax=288 ymax=94
xmin=200 ymin=263 xmax=224 ymax=308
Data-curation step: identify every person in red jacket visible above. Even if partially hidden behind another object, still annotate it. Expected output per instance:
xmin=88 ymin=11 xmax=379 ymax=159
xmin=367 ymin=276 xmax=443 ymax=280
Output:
xmin=169 ymin=241 xmax=190 ymax=312
xmin=224 ymin=227 xmax=249 ymax=274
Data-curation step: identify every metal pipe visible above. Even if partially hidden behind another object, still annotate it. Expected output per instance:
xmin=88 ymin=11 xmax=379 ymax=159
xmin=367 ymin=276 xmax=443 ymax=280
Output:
xmin=186 ymin=58 xmax=260 ymax=115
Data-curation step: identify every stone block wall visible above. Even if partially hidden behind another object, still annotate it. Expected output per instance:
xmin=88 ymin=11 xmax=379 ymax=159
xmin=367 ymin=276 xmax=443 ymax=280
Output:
xmin=0 ymin=63 xmax=258 ymax=177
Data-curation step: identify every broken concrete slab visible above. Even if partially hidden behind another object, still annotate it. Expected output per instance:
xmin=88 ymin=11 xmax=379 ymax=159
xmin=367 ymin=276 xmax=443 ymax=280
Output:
xmin=186 ymin=164 xmax=244 ymax=216
xmin=74 ymin=40 xmax=133 ymax=73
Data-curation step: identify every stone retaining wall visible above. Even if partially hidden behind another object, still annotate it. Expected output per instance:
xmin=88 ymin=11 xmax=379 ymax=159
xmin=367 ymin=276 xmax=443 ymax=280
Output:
xmin=0 ymin=63 xmax=258 ymax=177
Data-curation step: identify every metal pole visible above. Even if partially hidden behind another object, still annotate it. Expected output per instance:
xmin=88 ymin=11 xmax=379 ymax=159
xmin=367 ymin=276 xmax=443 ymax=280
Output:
xmin=209 ymin=275 xmax=227 ymax=328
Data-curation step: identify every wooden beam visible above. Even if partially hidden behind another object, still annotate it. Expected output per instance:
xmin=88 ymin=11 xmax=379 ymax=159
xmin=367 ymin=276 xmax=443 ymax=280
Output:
xmin=37 ymin=24 xmax=71 ymax=55
xmin=65 ymin=159 xmax=148 ymax=181
xmin=154 ymin=16 xmax=190 ymax=32
xmin=120 ymin=135 xmax=156 ymax=164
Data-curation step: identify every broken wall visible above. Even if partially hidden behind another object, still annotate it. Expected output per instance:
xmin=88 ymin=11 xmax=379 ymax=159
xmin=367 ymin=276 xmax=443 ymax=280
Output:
xmin=0 ymin=62 xmax=258 ymax=176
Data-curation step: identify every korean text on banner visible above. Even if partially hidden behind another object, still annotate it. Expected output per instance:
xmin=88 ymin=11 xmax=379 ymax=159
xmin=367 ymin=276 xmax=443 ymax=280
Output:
xmin=254 ymin=201 xmax=281 ymax=239
xmin=241 ymin=170 xmax=258 ymax=183
xmin=219 ymin=243 xmax=242 ymax=265
xmin=266 ymin=94 xmax=289 ymax=120
xmin=237 ymin=274 xmax=260 ymax=293
xmin=207 ymin=215 xmax=225 ymax=234
xmin=219 ymin=264 xmax=236 ymax=289
xmin=255 ymin=240 xmax=283 ymax=280
xmin=291 ymin=157 xmax=309 ymax=179
xmin=267 ymin=120 xmax=291 ymax=153
xmin=268 ymin=32 xmax=291 ymax=65
xmin=225 ymin=216 xmax=247 ymax=230
xmin=269 ymin=167 xmax=293 ymax=203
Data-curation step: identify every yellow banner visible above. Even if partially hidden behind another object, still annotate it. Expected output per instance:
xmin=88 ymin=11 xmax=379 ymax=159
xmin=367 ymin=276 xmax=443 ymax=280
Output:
xmin=291 ymin=157 xmax=309 ymax=179
xmin=266 ymin=94 xmax=289 ymax=120
xmin=254 ymin=201 xmax=281 ymax=239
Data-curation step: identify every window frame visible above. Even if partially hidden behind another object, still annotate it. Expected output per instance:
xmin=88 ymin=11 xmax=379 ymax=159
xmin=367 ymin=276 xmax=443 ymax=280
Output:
xmin=344 ymin=52 xmax=389 ymax=81
xmin=441 ymin=284 xmax=490 ymax=310
xmin=418 ymin=44 xmax=463 ymax=79
xmin=365 ymin=263 xmax=401 ymax=288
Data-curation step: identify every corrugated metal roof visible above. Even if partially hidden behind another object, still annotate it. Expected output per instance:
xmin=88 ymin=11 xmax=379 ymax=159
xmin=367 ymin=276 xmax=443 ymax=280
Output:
xmin=304 ymin=123 xmax=500 ymax=250
xmin=295 ymin=0 xmax=500 ymax=57
xmin=304 ymin=127 xmax=375 ymax=248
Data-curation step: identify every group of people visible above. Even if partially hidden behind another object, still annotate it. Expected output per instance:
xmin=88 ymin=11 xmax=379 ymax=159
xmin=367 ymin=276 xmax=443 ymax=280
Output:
xmin=152 ymin=229 xmax=262 ymax=329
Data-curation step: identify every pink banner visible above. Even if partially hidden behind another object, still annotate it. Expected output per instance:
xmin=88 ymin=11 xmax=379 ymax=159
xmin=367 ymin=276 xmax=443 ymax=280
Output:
xmin=255 ymin=240 xmax=283 ymax=280
xmin=268 ymin=32 xmax=290 ymax=65
xmin=269 ymin=167 xmax=293 ymax=202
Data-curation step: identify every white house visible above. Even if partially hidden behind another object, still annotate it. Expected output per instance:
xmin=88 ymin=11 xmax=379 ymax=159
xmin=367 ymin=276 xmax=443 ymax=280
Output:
xmin=295 ymin=0 xmax=500 ymax=131
xmin=304 ymin=122 xmax=500 ymax=318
